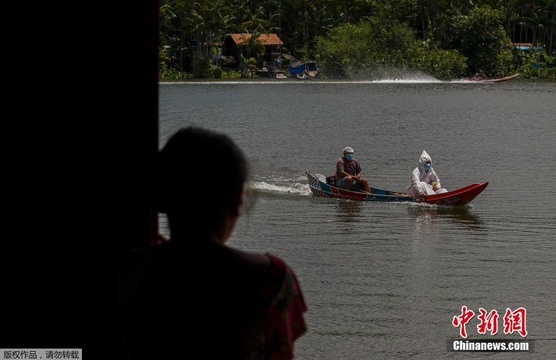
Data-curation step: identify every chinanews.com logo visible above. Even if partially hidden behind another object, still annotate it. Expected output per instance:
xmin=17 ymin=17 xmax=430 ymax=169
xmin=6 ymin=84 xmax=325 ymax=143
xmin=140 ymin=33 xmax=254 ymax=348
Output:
xmin=448 ymin=305 xmax=534 ymax=352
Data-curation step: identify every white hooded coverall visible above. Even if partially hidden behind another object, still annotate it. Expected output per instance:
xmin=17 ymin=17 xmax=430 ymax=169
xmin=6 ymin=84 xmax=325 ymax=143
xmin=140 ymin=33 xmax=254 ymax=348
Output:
xmin=406 ymin=150 xmax=448 ymax=196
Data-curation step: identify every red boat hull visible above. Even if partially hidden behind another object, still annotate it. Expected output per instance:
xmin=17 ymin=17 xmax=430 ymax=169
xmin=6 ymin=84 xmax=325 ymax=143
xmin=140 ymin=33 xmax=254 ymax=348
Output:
xmin=423 ymin=182 xmax=489 ymax=206
xmin=466 ymin=73 xmax=520 ymax=83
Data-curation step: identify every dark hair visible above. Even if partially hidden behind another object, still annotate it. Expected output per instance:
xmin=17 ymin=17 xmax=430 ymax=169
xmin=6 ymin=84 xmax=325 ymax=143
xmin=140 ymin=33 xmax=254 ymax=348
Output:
xmin=157 ymin=127 xmax=249 ymax=222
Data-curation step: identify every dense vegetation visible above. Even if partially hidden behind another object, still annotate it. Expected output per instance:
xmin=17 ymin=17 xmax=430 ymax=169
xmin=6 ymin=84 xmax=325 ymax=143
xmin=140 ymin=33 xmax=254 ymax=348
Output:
xmin=160 ymin=0 xmax=556 ymax=80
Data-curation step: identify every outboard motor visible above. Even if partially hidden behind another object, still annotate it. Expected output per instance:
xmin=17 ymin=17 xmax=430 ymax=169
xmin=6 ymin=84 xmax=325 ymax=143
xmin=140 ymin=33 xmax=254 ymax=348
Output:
xmin=326 ymin=176 xmax=336 ymax=186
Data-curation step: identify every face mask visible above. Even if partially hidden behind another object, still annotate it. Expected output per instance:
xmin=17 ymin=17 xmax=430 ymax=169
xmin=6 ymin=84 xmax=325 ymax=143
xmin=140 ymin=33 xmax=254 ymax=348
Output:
xmin=424 ymin=163 xmax=431 ymax=171
xmin=345 ymin=154 xmax=353 ymax=160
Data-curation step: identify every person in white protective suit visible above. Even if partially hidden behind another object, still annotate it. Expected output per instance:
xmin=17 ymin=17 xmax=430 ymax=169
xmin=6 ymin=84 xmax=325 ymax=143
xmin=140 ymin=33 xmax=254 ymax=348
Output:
xmin=406 ymin=150 xmax=448 ymax=196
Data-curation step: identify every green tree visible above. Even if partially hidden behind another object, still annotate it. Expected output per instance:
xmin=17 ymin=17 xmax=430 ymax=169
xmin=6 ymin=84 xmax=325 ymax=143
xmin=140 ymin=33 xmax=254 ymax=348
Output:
xmin=158 ymin=0 xmax=554 ymax=79
xmin=315 ymin=12 xmax=469 ymax=80
xmin=450 ymin=6 xmax=515 ymax=76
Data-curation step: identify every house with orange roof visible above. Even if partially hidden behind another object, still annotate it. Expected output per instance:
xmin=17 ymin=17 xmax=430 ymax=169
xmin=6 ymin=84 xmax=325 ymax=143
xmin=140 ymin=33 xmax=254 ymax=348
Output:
xmin=223 ymin=33 xmax=284 ymax=74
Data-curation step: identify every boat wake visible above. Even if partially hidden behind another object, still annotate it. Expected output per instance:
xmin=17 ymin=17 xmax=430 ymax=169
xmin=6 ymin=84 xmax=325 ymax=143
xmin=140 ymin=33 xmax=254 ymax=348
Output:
xmin=250 ymin=180 xmax=311 ymax=196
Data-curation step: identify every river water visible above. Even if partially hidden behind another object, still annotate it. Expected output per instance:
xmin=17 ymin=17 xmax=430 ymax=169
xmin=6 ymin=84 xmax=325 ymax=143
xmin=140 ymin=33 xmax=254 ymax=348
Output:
xmin=159 ymin=78 xmax=556 ymax=359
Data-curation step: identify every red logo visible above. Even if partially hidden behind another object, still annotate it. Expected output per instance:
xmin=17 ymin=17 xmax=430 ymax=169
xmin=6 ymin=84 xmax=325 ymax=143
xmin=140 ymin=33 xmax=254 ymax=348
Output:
xmin=453 ymin=306 xmax=527 ymax=338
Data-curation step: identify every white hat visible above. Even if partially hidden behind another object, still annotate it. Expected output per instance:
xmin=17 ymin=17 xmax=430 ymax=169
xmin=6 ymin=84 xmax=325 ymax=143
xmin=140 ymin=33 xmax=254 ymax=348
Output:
xmin=343 ymin=146 xmax=354 ymax=154
xmin=419 ymin=150 xmax=432 ymax=164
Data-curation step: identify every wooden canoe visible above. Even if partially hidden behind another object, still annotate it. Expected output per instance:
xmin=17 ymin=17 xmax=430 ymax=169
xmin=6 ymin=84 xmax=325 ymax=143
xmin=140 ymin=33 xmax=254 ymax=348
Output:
xmin=306 ymin=171 xmax=488 ymax=206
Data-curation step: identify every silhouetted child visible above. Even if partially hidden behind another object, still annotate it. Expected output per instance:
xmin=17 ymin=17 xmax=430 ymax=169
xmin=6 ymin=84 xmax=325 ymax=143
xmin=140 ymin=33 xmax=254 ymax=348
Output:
xmin=119 ymin=126 xmax=307 ymax=359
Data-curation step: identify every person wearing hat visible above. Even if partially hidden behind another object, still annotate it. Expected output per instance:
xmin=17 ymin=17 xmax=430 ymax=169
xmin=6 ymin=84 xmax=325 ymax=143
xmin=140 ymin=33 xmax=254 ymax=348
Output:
xmin=406 ymin=150 xmax=447 ymax=196
xmin=335 ymin=146 xmax=371 ymax=192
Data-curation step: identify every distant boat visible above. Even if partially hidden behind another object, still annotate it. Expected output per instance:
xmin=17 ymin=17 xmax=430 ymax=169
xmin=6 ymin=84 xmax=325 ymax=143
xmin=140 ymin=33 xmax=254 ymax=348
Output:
xmin=288 ymin=60 xmax=319 ymax=79
xmin=466 ymin=73 xmax=520 ymax=83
